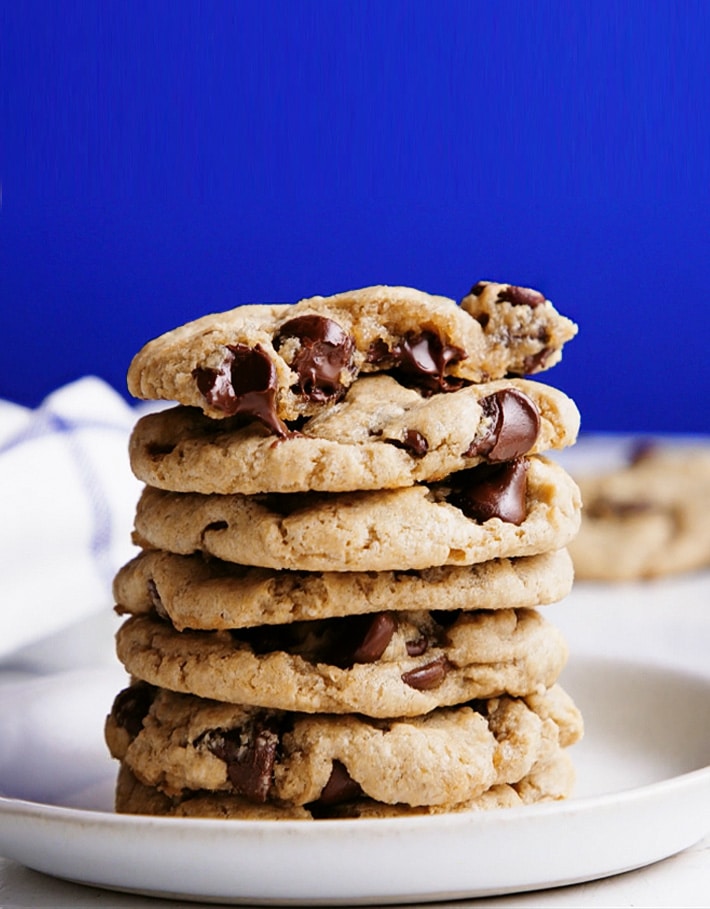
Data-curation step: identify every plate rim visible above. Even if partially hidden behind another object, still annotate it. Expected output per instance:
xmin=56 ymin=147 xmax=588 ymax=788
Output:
xmin=2 ymin=654 xmax=710 ymax=903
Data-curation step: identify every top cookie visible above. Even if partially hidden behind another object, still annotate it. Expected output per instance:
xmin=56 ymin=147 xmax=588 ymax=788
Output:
xmin=127 ymin=282 xmax=577 ymax=435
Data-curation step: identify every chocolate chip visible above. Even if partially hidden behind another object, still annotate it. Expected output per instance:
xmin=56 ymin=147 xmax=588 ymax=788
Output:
xmin=468 ymin=281 xmax=487 ymax=297
xmin=201 ymin=720 xmax=280 ymax=803
xmin=113 ymin=683 xmax=155 ymax=737
xmin=234 ymin=612 xmax=397 ymax=669
xmin=387 ymin=429 xmax=429 ymax=458
xmin=274 ymin=315 xmax=355 ymax=403
xmin=315 ymin=761 xmax=363 ymax=806
xmin=350 ymin=613 xmax=397 ymax=663
xmin=496 ymin=285 xmax=546 ymax=308
xmin=381 ymin=331 xmax=466 ymax=392
xmin=405 ymin=636 xmax=429 ymax=657
xmin=518 ymin=347 xmax=552 ymax=375
xmin=193 ymin=344 xmax=290 ymax=437
xmin=391 ymin=331 xmax=467 ymax=393
xmin=467 ymin=389 xmax=540 ymax=461
xmin=629 ymin=440 xmax=657 ymax=465
xmin=447 ymin=458 xmax=529 ymax=525
xmin=401 ymin=656 xmax=450 ymax=690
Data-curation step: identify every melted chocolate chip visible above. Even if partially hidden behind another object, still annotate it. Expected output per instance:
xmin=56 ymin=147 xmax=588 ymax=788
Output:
xmin=447 ymin=458 xmax=529 ymax=525
xmin=274 ymin=315 xmax=355 ymax=403
xmin=113 ymin=683 xmax=155 ymax=737
xmin=388 ymin=429 xmax=429 ymax=457
xmin=401 ymin=656 xmax=450 ymax=690
xmin=391 ymin=332 xmax=467 ymax=393
xmin=234 ymin=612 xmax=397 ymax=669
xmin=496 ymin=285 xmax=546 ymax=308
xmin=193 ymin=344 xmax=290 ymax=437
xmin=315 ymin=761 xmax=363 ymax=806
xmin=466 ymin=389 xmax=540 ymax=461
xmin=202 ymin=720 xmax=280 ymax=803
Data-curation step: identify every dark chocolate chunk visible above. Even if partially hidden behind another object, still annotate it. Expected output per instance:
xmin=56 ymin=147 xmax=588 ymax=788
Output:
xmin=201 ymin=720 xmax=280 ymax=803
xmin=401 ymin=656 xmax=450 ymax=690
xmin=517 ymin=347 xmax=552 ymax=375
xmin=113 ymin=683 xmax=156 ymax=738
xmin=275 ymin=315 xmax=355 ymax=403
xmin=391 ymin=331 xmax=467 ymax=393
xmin=387 ymin=429 xmax=429 ymax=458
xmin=315 ymin=761 xmax=363 ymax=806
xmin=466 ymin=389 xmax=540 ymax=461
xmin=350 ymin=613 xmax=398 ymax=664
xmin=447 ymin=458 xmax=529 ymax=525
xmin=496 ymin=285 xmax=546 ymax=308
xmin=234 ymin=612 xmax=397 ymax=669
xmin=193 ymin=344 xmax=290 ymax=437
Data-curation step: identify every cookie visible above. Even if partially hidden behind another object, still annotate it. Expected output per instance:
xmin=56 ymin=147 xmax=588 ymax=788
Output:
xmin=132 ymin=455 xmax=581 ymax=572
xmin=114 ymin=608 xmax=569 ymax=717
xmin=106 ymin=681 xmax=582 ymax=809
xmin=114 ymin=548 xmax=575 ymax=630
xmin=569 ymin=444 xmax=710 ymax=580
xmin=126 ymin=283 xmax=577 ymax=435
xmin=129 ymin=376 xmax=580 ymax=494
xmin=114 ymin=750 xmax=576 ymax=818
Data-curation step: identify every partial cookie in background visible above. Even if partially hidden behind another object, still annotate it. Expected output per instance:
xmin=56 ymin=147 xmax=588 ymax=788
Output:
xmin=107 ymin=682 xmax=582 ymax=811
xmin=129 ymin=377 xmax=580 ymax=494
xmin=114 ymin=549 xmax=575 ymax=629
xmin=569 ymin=444 xmax=710 ymax=580
xmin=132 ymin=455 xmax=582 ymax=572
xmin=114 ymin=608 xmax=569 ymax=717
xmin=127 ymin=283 xmax=577 ymax=433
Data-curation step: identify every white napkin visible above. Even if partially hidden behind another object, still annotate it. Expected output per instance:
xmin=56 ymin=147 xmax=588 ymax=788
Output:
xmin=0 ymin=377 xmax=144 ymax=659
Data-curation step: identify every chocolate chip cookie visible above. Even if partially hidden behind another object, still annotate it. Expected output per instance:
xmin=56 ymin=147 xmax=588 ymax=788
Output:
xmin=569 ymin=444 xmax=710 ymax=580
xmin=106 ymin=681 xmax=582 ymax=810
xmin=129 ymin=376 xmax=580 ymax=494
xmin=127 ymin=283 xmax=577 ymax=434
xmin=114 ymin=607 xmax=569 ymax=717
xmin=114 ymin=548 xmax=575 ymax=630
xmin=131 ymin=455 xmax=581 ymax=572
xmin=114 ymin=751 xmax=576 ymax=817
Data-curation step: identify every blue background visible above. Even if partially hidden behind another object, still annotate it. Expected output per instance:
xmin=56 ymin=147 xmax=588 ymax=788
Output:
xmin=2 ymin=1 xmax=709 ymax=432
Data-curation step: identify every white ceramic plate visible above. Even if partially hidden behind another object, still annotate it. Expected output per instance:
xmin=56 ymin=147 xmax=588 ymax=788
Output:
xmin=1 ymin=654 xmax=710 ymax=905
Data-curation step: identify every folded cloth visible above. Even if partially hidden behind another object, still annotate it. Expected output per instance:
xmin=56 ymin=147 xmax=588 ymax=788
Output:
xmin=0 ymin=377 xmax=145 ymax=658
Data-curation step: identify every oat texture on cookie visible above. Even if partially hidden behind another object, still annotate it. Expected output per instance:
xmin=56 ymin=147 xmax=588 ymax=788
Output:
xmin=107 ymin=279 xmax=584 ymax=818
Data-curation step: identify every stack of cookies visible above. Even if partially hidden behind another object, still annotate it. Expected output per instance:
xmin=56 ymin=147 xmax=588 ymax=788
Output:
xmin=105 ymin=281 xmax=585 ymax=819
